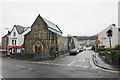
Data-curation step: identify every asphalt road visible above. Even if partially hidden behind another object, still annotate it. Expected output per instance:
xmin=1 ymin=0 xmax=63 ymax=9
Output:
xmin=0 ymin=50 xmax=120 ymax=78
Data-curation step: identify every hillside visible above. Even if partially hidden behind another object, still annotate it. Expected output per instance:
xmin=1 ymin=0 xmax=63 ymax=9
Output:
xmin=73 ymin=34 xmax=98 ymax=41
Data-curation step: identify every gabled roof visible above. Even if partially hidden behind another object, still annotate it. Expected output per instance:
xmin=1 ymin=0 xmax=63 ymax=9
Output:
xmin=35 ymin=14 xmax=62 ymax=35
xmin=14 ymin=25 xmax=30 ymax=34
xmin=31 ymin=14 xmax=63 ymax=35
xmin=42 ymin=18 xmax=62 ymax=34
xmin=98 ymin=24 xmax=117 ymax=35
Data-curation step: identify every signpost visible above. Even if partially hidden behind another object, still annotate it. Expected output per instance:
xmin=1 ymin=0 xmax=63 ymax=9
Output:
xmin=95 ymin=40 xmax=100 ymax=45
xmin=94 ymin=40 xmax=100 ymax=58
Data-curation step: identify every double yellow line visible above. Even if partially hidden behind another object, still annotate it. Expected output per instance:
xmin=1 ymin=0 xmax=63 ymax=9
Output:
xmin=90 ymin=55 xmax=120 ymax=73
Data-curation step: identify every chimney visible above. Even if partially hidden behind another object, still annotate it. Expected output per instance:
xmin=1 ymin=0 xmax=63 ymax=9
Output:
xmin=111 ymin=24 xmax=116 ymax=26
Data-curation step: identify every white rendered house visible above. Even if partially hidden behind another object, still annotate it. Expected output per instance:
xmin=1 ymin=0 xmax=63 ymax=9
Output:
xmin=7 ymin=25 xmax=31 ymax=54
xmin=98 ymin=24 xmax=119 ymax=48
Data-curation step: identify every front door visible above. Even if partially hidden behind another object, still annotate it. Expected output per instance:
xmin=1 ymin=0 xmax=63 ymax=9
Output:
xmin=33 ymin=41 xmax=43 ymax=53
xmin=35 ymin=46 xmax=38 ymax=53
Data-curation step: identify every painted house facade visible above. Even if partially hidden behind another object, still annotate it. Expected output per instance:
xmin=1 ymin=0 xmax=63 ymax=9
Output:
xmin=24 ymin=14 xmax=62 ymax=57
xmin=2 ymin=25 xmax=31 ymax=55
xmin=98 ymin=24 xmax=119 ymax=48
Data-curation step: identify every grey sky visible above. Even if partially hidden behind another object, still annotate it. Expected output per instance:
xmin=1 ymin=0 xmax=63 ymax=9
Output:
xmin=0 ymin=0 xmax=119 ymax=42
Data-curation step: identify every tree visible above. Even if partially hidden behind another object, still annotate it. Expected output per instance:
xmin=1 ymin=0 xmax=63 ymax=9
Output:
xmin=107 ymin=29 xmax=112 ymax=48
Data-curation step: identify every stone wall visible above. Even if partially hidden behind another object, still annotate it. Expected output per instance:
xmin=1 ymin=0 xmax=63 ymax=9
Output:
xmin=99 ymin=53 xmax=120 ymax=65
xmin=24 ymin=15 xmax=57 ymax=55
xmin=57 ymin=36 xmax=68 ymax=52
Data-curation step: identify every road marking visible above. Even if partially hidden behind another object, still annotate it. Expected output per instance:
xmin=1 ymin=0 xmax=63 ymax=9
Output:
xmin=79 ymin=58 xmax=85 ymax=62
xmin=82 ymin=66 xmax=89 ymax=68
xmin=40 ymin=62 xmax=66 ymax=66
xmin=28 ymin=68 xmax=33 ymax=71
xmin=74 ymin=65 xmax=82 ymax=68
xmin=90 ymin=55 xmax=120 ymax=73
xmin=16 ymin=65 xmax=26 ymax=69
xmin=67 ymin=60 xmax=77 ymax=66
xmin=54 ymin=64 xmax=60 ymax=66
xmin=60 ymin=64 xmax=65 ymax=66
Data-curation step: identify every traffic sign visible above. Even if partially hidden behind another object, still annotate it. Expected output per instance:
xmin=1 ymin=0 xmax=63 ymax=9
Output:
xmin=57 ymin=41 xmax=61 ymax=45
xmin=95 ymin=40 xmax=100 ymax=44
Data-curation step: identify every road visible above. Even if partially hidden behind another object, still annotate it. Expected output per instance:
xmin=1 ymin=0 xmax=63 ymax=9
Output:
xmin=0 ymin=50 xmax=120 ymax=79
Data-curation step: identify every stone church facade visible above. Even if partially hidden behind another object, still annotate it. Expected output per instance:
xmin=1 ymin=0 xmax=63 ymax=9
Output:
xmin=24 ymin=14 xmax=62 ymax=57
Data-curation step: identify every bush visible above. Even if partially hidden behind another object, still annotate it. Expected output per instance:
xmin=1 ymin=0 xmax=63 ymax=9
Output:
xmin=113 ymin=54 xmax=120 ymax=57
xmin=110 ymin=50 xmax=117 ymax=53
xmin=105 ymin=48 xmax=114 ymax=51
xmin=116 ymin=50 xmax=120 ymax=53
xmin=99 ymin=45 xmax=105 ymax=49
xmin=23 ymin=53 xmax=34 ymax=54
xmin=99 ymin=50 xmax=108 ymax=54
xmin=13 ymin=53 xmax=35 ymax=60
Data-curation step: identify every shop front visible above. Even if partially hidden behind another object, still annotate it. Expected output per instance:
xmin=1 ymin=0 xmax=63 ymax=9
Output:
xmin=7 ymin=46 xmax=23 ymax=56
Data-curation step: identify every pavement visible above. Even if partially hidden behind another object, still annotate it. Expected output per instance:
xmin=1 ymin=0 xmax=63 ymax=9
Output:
xmin=55 ymin=53 xmax=69 ymax=59
xmin=92 ymin=51 xmax=120 ymax=71
xmin=1 ymin=52 xmax=70 ymax=63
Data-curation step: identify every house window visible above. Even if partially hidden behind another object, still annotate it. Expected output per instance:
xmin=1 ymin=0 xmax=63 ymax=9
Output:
xmin=51 ymin=33 xmax=55 ymax=41
xmin=15 ymin=40 xmax=16 ymax=45
xmin=14 ymin=32 xmax=16 ymax=37
xmin=12 ymin=40 xmax=14 ymax=45
xmin=12 ymin=40 xmax=17 ymax=45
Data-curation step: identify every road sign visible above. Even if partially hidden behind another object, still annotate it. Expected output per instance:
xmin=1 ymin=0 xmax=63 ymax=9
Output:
xmin=57 ymin=41 xmax=61 ymax=45
xmin=95 ymin=40 xmax=100 ymax=44
xmin=100 ymin=42 xmax=102 ymax=44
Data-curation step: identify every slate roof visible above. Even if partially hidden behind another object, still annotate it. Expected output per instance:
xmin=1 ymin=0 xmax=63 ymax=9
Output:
xmin=42 ymin=17 xmax=62 ymax=35
xmin=14 ymin=25 xmax=30 ymax=34
xmin=42 ymin=18 xmax=62 ymax=33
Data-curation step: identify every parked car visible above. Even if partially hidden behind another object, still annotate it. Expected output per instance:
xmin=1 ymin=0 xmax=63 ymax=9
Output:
xmin=69 ymin=49 xmax=79 ymax=55
xmin=78 ymin=48 xmax=83 ymax=52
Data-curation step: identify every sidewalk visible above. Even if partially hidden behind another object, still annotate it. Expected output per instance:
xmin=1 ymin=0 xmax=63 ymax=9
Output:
xmin=2 ymin=52 xmax=69 ymax=62
xmin=92 ymin=51 xmax=120 ymax=71
xmin=55 ymin=53 xmax=69 ymax=59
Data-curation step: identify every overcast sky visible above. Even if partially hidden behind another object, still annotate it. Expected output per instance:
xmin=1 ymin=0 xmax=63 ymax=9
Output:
xmin=0 ymin=0 xmax=119 ymax=42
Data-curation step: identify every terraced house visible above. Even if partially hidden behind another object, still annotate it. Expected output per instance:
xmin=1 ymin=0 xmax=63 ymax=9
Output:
xmin=24 ymin=14 xmax=63 ymax=58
